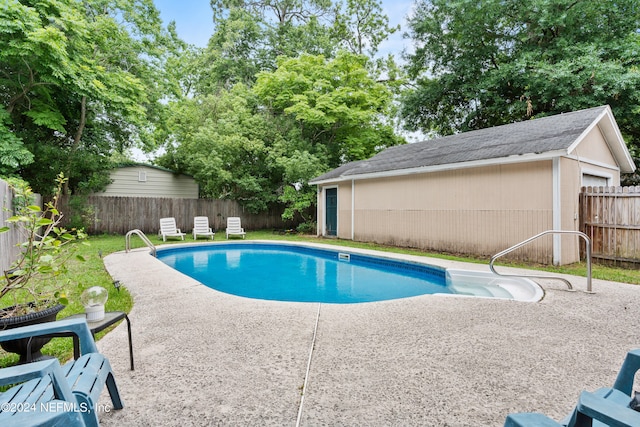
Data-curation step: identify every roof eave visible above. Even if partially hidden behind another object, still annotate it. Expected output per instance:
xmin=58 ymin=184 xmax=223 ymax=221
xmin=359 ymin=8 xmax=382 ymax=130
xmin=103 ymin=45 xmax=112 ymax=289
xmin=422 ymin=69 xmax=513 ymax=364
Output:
xmin=116 ymin=163 xmax=196 ymax=178
xmin=599 ymin=107 xmax=636 ymax=173
xmin=310 ymin=151 xmax=566 ymax=185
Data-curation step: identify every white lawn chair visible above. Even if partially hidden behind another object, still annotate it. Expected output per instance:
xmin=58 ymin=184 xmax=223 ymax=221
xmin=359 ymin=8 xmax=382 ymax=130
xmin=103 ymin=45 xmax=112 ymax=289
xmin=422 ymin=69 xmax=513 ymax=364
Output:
xmin=159 ymin=217 xmax=185 ymax=241
xmin=226 ymin=217 xmax=246 ymax=239
xmin=192 ymin=216 xmax=215 ymax=240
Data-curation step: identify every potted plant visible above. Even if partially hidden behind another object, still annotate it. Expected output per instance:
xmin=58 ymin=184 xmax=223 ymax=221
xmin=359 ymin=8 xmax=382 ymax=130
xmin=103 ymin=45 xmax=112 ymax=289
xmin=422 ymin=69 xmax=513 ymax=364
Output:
xmin=0 ymin=173 xmax=86 ymax=363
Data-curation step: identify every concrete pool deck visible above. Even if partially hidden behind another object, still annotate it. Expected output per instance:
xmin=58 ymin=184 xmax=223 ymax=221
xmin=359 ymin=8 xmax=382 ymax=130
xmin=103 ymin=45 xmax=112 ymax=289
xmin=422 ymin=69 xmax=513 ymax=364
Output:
xmin=97 ymin=242 xmax=640 ymax=426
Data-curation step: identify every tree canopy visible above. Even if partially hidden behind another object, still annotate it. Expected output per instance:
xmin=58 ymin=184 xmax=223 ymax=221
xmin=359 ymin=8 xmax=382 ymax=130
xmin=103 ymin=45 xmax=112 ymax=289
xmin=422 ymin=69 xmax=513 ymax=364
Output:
xmin=6 ymin=0 xmax=639 ymax=226
xmin=155 ymin=0 xmax=404 ymax=223
xmin=0 ymin=0 xmax=180 ymax=194
xmin=402 ymin=0 xmax=640 ymax=182
xmin=1 ymin=0 xmax=404 ymax=225
xmin=159 ymin=52 xmax=402 ymax=219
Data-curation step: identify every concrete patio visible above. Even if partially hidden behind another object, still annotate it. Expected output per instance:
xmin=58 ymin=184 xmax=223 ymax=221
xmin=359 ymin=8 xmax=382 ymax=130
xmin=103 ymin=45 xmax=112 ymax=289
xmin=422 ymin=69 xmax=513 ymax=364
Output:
xmin=96 ymin=243 xmax=640 ymax=426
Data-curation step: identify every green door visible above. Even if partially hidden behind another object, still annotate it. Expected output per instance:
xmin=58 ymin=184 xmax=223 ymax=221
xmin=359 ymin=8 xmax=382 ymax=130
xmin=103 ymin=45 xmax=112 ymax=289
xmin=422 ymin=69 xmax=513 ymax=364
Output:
xmin=325 ymin=188 xmax=337 ymax=236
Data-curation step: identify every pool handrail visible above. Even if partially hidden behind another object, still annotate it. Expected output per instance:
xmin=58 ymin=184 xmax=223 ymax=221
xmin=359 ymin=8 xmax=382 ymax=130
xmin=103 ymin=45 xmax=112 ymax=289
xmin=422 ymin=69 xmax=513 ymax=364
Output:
xmin=125 ymin=229 xmax=156 ymax=257
xmin=489 ymin=230 xmax=592 ymax=293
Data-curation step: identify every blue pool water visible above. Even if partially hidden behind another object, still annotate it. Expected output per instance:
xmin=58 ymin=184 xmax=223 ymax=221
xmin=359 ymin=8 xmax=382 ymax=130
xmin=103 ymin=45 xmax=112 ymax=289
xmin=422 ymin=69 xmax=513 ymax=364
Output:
xmin=157 ymin=243 xmax=450 ymax=303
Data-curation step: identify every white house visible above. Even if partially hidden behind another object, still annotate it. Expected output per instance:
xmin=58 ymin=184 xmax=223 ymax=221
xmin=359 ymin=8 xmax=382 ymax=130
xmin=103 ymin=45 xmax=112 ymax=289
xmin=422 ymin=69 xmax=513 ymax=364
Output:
xmin=96 ymin=164 xmax=199 ymax=199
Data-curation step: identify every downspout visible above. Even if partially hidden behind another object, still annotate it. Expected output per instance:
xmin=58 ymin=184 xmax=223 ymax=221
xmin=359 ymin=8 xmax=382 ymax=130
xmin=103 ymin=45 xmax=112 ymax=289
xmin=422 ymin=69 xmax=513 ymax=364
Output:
xmin=351 ymin=179 xmax=355 ymax=240
xmin=552 ymin=158 xmax=561 ymax=265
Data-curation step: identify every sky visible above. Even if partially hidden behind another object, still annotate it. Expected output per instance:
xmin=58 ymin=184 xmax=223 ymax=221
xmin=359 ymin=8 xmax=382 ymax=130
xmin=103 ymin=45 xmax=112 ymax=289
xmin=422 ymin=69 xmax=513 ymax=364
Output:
xmin=152 ymin=0 xmax=414 ymax=59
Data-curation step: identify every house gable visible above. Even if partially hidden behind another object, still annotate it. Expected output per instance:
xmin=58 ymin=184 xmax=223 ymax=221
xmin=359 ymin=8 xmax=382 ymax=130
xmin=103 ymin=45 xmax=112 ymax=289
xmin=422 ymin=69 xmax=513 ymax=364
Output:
xmin=569 ymin=126 xmax=617 ymax=171
xmin=567 ymin=106 xmax=634 ymax=172
xmin=97 ymin=165 xmax=199 ymax=198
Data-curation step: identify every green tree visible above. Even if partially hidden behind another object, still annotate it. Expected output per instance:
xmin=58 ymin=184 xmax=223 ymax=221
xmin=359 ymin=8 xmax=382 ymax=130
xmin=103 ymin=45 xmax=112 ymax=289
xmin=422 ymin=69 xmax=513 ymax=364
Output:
xmin=0 ymin=0 xmax=175 ymax=194
xmin=198 ymin=0 xmax=335 ymax=92
xmin=156 ymin=0 xmax=405 ymax=221
xmin=200 ymin=0 xmax=399 ymax=91
xmin=331 ymin=0 xmax=404 ymax=87
xmin=255 ymin=52 xmax=402 ymax=165
xmin=162 ymin=52 xmax=403 ymax=221
xmin=194 ymin=9 xmax=265 ymax=91
xmin=157 ymin=85 xmax=282 ymax=213
xmin=402 ymin=0 xmax=640 ymax=182
xmin=254 ymin=52 xmax=403 ymax=219
xmin=332 ymin=0 xmax=399 ymax=58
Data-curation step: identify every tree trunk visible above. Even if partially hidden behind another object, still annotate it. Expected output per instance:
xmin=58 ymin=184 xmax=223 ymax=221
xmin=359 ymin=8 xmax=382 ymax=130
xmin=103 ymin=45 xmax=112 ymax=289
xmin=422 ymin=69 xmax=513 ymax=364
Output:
xmin=64 ymin=96 xmax=87 ymax=194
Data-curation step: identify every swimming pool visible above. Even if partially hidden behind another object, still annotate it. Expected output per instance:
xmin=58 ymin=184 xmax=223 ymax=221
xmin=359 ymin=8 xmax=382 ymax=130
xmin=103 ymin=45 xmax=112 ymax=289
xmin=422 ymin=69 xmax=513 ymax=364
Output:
xmin=157 ymin=242 xmax=543 ymax=303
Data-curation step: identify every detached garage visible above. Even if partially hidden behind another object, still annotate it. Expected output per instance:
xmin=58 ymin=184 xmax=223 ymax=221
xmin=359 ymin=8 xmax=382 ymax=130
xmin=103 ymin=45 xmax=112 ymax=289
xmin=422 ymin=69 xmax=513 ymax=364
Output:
xmin=310 ymin=105 xmax=636 ymax=265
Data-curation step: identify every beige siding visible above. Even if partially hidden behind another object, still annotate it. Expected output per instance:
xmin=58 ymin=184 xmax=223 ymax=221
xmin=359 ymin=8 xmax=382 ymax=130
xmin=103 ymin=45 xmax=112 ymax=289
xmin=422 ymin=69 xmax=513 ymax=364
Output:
xmin=559 ymin=157 xmax=582 ymax=263
xmin=569 ymin=126 xmax=621 ymax=186
xmin=98 ymin=166 xmax=198 ymax=198
xmin=355 ymin=163 xmax=552 ymax=210
xmin=332 ymin=161 xmax=556 ymax=263
xmin=337 ymin=184 xmax=353 ymax=239
xmin=319 ymin=157 xmax=623 ymax=264
xmin=572 ymin=126 xmax=617 ymax=167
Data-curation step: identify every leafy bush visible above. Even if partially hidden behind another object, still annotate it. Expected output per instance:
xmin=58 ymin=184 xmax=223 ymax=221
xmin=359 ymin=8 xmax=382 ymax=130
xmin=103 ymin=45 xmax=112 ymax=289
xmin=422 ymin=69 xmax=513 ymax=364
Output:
xmin=296 ymin=221 xmax=317 ymax=234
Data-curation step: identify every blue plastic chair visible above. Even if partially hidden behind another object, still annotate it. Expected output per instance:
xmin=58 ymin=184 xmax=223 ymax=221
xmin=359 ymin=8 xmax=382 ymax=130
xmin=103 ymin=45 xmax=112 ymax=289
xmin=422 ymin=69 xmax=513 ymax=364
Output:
xmin=0 ymin=358 xmax=85 ymax=426
xmin=505 ymin=349 xmax=640 ymax=427
xmin=0 ymin=317 xmax=123 ymax=427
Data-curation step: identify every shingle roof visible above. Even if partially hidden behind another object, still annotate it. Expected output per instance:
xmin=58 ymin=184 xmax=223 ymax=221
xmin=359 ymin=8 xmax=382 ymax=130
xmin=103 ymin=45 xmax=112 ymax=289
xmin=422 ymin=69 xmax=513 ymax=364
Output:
xmin=115 ymin=163 xmax=194 ymax=177
xmin=311 ymin=105 xmax=614 ymax=183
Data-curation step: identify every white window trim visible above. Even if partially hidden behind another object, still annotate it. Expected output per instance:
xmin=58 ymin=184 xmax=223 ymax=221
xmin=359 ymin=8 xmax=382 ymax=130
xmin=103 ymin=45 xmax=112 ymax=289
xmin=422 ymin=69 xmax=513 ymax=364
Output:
xmin=581 ymin=169 xmax=613 ymax=187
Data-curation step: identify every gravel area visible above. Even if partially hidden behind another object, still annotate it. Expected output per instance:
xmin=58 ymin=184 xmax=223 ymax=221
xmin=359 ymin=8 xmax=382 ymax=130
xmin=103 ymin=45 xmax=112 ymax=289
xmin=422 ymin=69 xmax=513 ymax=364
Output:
xmin=96 ymin=242 xmax=640 ymax=426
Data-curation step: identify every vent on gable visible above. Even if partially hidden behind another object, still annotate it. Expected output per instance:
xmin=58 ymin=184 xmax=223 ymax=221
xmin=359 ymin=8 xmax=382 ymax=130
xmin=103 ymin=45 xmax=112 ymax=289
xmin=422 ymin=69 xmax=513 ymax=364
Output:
xmin=138 ymin=171 xmax=147 ymax=182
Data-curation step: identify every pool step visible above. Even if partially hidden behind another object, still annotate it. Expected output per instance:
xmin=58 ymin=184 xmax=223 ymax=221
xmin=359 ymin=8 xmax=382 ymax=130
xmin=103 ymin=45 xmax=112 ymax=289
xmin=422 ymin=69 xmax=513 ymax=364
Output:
xmin=445 ymin=269 xmax=543 ymax=302
xmin=447 ymin=282 xmax=514 ymax=299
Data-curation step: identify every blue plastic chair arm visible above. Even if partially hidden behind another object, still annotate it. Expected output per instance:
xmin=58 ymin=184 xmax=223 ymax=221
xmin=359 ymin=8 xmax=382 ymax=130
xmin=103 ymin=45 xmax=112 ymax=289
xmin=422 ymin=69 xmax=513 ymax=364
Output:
xmin=0 ymin=359 xmax=59 ymax=386
xmin=612 ymin=349 xmax=640 ymax=395
xmin=0 ymin=359 xmax=77 ymax=407
xmin=576 ymin=390 xmax=640 ymax=427
xmin=504 ymin=412 xmax=564 ymax=426
xmin=0 ymin=317 xmax=98 ymax=355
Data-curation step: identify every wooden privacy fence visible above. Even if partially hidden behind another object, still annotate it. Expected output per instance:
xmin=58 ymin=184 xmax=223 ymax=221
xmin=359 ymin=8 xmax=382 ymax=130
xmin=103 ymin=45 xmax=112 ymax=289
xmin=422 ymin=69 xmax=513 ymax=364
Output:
xmin=0 ymin=180 xmax=18 ymax=273
xmin=0 ymin=180 xmax=42 ymax=273
xmin=580 ymin=186 xmax=640 ymax=266
xmin=59 ymin=196 xmax=298 ymax=236
xmin=5 ymin=178 xmax=640 ymax=270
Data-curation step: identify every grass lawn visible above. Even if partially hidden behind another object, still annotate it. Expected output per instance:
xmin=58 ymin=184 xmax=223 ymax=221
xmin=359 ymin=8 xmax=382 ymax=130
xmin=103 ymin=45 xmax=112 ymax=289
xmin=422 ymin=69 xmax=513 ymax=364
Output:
xmin=1 ymin=230 xmax=638 ymax=368
xmin=0 ymin=235 xmax=133 ymax=367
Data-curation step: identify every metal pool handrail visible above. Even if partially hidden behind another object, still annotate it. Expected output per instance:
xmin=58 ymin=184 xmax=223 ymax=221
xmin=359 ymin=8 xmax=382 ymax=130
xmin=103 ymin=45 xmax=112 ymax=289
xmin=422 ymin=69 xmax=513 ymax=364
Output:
xmin=125 ymin=229 xmax=156 ymax=257
xmin=489 ymin=230 xmax=592 ymax=293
